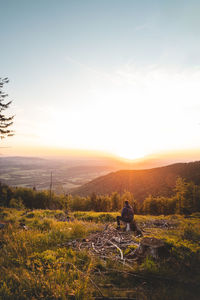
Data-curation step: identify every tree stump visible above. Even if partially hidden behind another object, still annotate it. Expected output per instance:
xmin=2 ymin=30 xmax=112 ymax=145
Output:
xmin=135 ymin=237 xmax=169 ymax=259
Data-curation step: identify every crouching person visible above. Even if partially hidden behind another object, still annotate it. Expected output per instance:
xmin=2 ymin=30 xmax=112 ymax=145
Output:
xmin=116 ymin=200 xmax=142 ymax=236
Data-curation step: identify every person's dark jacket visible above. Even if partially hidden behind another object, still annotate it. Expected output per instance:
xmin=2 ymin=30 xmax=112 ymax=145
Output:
xmin=121 ymin=205 xmax=134 ymax=222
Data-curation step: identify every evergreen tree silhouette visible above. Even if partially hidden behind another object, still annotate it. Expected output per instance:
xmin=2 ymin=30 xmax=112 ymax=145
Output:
xmin=0 ymin=77 xmax=14 ymax=139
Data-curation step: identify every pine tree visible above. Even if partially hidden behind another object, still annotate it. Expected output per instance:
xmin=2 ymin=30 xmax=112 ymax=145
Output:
xmin=0 ymin=77 xmax=14 ymax=139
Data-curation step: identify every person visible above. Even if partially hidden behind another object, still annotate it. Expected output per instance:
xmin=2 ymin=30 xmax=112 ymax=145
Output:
xmin=117 ymin=200 xmax=134 ymax=228
xmin=116 ymin=200 xmax=142 ymax=236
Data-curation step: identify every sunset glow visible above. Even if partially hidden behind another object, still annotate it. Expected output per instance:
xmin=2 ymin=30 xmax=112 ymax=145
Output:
xmin=2 ymin=67 xmax=200 ymax=160
xmin=1 ymin=1 xmax=200 ymax=161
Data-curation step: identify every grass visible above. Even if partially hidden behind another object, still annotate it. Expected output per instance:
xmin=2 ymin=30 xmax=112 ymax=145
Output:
xmin=0 ymin=208 xmax=200 ymax=299
xmin=73 ymin=211 xmax=119 ymax=223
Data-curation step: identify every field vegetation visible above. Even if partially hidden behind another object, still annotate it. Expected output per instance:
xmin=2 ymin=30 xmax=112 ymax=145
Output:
xmin=1 ymin=177 xmax=200 ymax=299
xmin=0 ymin=208 xmax=200 ymax=299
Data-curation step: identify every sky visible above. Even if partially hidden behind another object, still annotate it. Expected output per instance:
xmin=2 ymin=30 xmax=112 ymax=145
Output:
xmin=1 ymin=0 xmax=200 ymax=160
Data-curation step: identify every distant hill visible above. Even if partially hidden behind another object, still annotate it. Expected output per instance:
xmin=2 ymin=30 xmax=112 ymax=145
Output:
xmin=0 ymin=155 xmax=172 ymax=191
xmin=71 ymin=161 xmax=200 ymax=201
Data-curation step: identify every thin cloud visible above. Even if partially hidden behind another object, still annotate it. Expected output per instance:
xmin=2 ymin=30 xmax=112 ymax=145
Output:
xmin=134 ymin=23 xmax=151 ymax=32
xmin=64 ymin=55 xmax=118 ymax=84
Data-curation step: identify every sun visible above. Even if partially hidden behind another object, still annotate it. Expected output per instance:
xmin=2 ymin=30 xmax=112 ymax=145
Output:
xmin=114 ymin=148 xmax=148 ymax=160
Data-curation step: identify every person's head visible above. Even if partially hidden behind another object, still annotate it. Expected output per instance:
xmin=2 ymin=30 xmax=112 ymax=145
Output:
xmin=124 ymin=200 xmax=129 ymax=206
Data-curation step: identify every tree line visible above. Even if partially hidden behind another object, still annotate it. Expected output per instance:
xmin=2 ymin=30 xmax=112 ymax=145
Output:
xmin=0 ymin=177 xmax=200 ymax=215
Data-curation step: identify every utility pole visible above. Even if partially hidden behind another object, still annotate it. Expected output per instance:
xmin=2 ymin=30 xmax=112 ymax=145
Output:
xmin=49 ymin=172 xmax=53 ymax=204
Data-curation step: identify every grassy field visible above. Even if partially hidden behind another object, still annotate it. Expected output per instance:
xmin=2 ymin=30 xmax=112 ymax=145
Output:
xmin=0 ymin=208 xmax=200 ymax=299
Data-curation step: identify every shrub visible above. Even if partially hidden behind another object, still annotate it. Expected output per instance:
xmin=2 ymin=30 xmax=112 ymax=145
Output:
xmin=9 ymin=198 xmax=25 ymax=209
xmin=30 ymin=218 xmax=54 ymax=231
xmin=141 ymin=256 xmax=159 ymax=273
xmin=182 ymin=223 xmax=200 ymax=243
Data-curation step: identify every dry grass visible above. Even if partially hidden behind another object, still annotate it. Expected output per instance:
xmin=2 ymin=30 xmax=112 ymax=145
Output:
xmin=0 ymin=208 xmax=200 ymax=299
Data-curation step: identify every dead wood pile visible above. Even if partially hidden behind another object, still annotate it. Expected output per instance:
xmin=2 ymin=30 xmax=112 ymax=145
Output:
xmin=60 ymin=225 xmax=170 ymax=262
xmin=61 ymin=225 xmax=139 ymax=261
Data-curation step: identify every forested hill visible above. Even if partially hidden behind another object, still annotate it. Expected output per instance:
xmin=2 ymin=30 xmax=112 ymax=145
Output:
xmin=71 ymin=161 xmax=200 ymax=201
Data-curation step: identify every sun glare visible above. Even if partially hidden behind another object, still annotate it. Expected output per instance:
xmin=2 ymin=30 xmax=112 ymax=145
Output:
xmin=10 ymin=66 xmax=200 ymax=161
xmin=116 ymin=149 xmax=147 ymax=160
